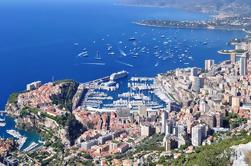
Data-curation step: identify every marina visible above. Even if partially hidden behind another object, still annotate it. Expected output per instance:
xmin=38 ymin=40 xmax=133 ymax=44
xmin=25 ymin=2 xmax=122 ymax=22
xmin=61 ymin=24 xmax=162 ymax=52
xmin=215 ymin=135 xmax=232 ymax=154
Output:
xmin=80 ymin=70 xmax=166 ymax=112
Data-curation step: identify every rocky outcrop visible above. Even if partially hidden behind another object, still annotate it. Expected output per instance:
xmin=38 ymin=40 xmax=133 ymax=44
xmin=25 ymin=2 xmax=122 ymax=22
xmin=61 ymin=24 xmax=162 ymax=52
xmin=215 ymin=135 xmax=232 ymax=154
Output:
xmin=5 ymin=80 xmax=86 ymax=147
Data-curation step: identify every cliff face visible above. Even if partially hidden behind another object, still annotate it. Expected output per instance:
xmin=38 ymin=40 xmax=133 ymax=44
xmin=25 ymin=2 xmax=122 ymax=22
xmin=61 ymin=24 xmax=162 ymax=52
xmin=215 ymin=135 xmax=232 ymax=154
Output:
xmin=5 ymin=80 xmax=86 ymax=146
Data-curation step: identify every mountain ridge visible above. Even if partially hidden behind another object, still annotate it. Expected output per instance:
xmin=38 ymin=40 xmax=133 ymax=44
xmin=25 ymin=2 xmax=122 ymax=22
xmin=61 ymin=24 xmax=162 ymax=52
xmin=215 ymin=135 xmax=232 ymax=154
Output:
xmin=119 ymin=0 xmax=251 ymax=16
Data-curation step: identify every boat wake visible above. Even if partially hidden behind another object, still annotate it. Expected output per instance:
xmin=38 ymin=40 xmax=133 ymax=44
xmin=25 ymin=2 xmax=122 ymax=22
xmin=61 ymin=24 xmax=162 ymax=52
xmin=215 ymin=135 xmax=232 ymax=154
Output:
xmin=82 ymin=62 xmax=106 ymax=66
xmin=116 ymin=60 xmax=134 ymax=68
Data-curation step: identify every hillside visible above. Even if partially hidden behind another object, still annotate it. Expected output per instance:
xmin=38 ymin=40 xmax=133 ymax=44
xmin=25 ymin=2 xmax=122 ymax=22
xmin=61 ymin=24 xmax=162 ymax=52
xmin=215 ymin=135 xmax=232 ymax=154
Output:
xmin=119 ymin=0 xmax=251 ymax=16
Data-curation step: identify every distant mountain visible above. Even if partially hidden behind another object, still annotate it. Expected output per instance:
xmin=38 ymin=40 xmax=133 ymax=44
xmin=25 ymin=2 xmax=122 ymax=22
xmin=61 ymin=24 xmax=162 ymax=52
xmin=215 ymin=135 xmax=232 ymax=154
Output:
xmin=119 ymin=0 xmax=251 ymax=16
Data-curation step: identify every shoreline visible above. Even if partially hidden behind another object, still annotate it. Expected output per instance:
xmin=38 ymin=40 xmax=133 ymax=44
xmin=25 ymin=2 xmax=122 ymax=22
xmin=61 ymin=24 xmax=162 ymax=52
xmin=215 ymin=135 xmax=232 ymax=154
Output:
xmin=133 ymin=21 xmax=246 ymax=32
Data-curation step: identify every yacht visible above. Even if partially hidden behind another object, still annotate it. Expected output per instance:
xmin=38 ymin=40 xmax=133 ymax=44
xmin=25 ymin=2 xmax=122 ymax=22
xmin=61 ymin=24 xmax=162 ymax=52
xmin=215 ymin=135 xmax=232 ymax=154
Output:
xmin=129 ymin=37 xmax=136 ymax=41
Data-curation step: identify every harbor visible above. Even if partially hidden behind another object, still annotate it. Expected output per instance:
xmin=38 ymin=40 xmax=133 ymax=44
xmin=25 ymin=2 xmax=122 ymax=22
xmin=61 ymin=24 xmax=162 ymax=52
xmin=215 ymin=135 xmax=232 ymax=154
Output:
xmin=79 ymin=70 xmax=167 ymax=113
xmin=0 ymin=116 xmax=42 ymax=152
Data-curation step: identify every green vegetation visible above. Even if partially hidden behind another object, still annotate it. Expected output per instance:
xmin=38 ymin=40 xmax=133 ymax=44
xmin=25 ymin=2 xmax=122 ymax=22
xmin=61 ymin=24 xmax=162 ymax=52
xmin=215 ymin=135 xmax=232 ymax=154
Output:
xmin=79 ymin=152 xmax=92 ymax=159
xmin=235 ymin=49 xmax=246 ymax=54
xmin=8 ymin=93 xmax=19 ymax=104
xmin=20 ymin=107 xmax=40 ymax=117
xmin=223 ymin=112 xmax=247 ymax=129
xmin=51 ymin=80 xmax=79 ymax=111
xmin=133 ymin=134 xmax=165 ymax=154
xmin=172 ymin=132 xmax=251 ymax=166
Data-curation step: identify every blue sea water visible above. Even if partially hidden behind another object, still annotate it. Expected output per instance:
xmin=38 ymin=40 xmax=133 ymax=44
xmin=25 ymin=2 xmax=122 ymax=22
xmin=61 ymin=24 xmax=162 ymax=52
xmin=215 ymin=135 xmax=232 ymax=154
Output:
xmin=0 ymin=0 xmax=245 ymax=140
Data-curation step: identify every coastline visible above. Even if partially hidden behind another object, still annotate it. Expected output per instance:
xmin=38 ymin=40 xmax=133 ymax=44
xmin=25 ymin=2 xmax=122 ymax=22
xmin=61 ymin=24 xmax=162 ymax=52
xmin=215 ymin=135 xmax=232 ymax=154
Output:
xmin=133 ymin=21 xmax=246 ymax=32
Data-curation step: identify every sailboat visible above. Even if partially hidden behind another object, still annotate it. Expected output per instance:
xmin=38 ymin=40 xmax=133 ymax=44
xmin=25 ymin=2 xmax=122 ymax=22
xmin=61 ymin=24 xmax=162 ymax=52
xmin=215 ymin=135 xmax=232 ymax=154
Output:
xmin=95 ymin=51 xmax=102 ymax=60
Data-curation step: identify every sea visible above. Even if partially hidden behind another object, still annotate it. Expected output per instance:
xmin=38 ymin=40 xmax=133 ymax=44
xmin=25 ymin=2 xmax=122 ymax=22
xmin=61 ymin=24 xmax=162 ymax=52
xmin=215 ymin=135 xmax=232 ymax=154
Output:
xmin=0 ymin=0 xmax=245 ymax=144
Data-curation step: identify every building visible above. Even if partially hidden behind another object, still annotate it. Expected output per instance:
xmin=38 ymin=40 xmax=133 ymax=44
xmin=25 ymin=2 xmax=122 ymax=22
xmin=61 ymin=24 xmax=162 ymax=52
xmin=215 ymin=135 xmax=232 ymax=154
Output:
xmin=26 ymin=81 xmax=42 ymax=91
xmin=215 ymin=112 xmax=223 ymax=128
xmin=239 ymin=54 xmax=247 ymax=76
xmin=165 ymin=121 xmax=174 ymax=136
xmin=205 ymin=60 xmax=215 ymax=71
xmin=98 ymin=133 xmax=113 ymax=144
xmin=190 ymin=67 xmax=198 ymax=77
xmin=192 ymin=76 xmax=201 ymax=92
xmin=231 ymin=53 xmax=237 ymax=64
xmin=191 ymin=124 xmax=206 ymax=147
xmin=200 ymin=114 xmax=215 ymax=128
xmin=161 ymin=111 xmax=168 ymax=134
xmin=117 ymin=143 xmax=129 ymax=153
xmin=141 ymin=124 xmax=155 ymax=137
xmin=3 ymin=156 xmax=18 ymax=166
xmin=163 ymin=136 xmax=178 ymax=151
xmin=177 ymin=125 xmax=188 ymax=148
xmin=232 ymin=96 xmax=241 ymax=108
xmin=81 ymin=139 xmax=98 ymax=150
xmin=199 ymin=100 xmax=209 ymax=112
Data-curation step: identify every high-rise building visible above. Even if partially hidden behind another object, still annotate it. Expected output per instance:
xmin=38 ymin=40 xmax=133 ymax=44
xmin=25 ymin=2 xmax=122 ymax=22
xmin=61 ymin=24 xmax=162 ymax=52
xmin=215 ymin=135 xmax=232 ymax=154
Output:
xmin=192 ymin=76 xmax=201 ymax=92
xmin=163 ymin=136 xmax=178 ymax=151
xmin=230 ymin=53 xmax=237 ymax=64
xmin=201 ymin=114 xmax=215 ymax=128
xmin=191 ymin=67 xmax=198 ymax=77
xmin=199 ymin=100 xmax=209 ymax=112
xmin=165 ymin=121 xmax=174 ymax=136
xmin=141 ymin=124 xmax=155 ymax=137
xmin=177 ymin=125 xmax=187 ymax=148
xmin=205 ymin=60 xmax=215 ymax=71
xmin=161 ymin=111 xmax=168 ymax=134
xmin=240 ymin=54 xmax=247 ymax=76
xmin=191 ymin=124 xmax=206 ymax=146
xmin=215 ymin=112 xmax=223 ymax=128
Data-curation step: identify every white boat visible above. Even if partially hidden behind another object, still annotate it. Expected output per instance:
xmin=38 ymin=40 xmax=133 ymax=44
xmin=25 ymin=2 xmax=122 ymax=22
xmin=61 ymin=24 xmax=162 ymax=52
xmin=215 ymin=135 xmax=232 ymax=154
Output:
xmin=108 ymin=52 xmax=115 ymax=55
xmin=0 ymin=118 xmax=6 ymax=127
xmin=154 ymin=62 xmax=159 ymax=67
xmin=78 ymin=51 xmax=88 ymax=57
xmin=110 ymin=70 xmax=128 ymax=81
xmin=95 ymin=51 xmax=102 ymax=60
xmin=119 ymin=49 xmax=127 ymax=56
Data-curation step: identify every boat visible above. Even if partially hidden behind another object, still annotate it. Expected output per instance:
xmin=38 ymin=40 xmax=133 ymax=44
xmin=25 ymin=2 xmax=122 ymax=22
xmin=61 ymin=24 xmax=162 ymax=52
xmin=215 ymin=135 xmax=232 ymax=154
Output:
xmin=110 ymin=70 xmax=129 ymax=81
xmin=154 ymin=62 xmax=159 ymax=67
xmin=0 ymin=118 xmax=6 ymax=127
xmin=78 ymin=51 xmax=88 ymax=57
xmin=119 ymin=49 xmax=127 ymax=56
xmin=107 ymin=46 xmax=112 ymax=51
xmin=129 ymin=37 xmax=136 ymax=41
xmin=108 ymin=52 xmax=115 ymax=55
xmin=95 ymin=51 xmax=102 ymax=60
